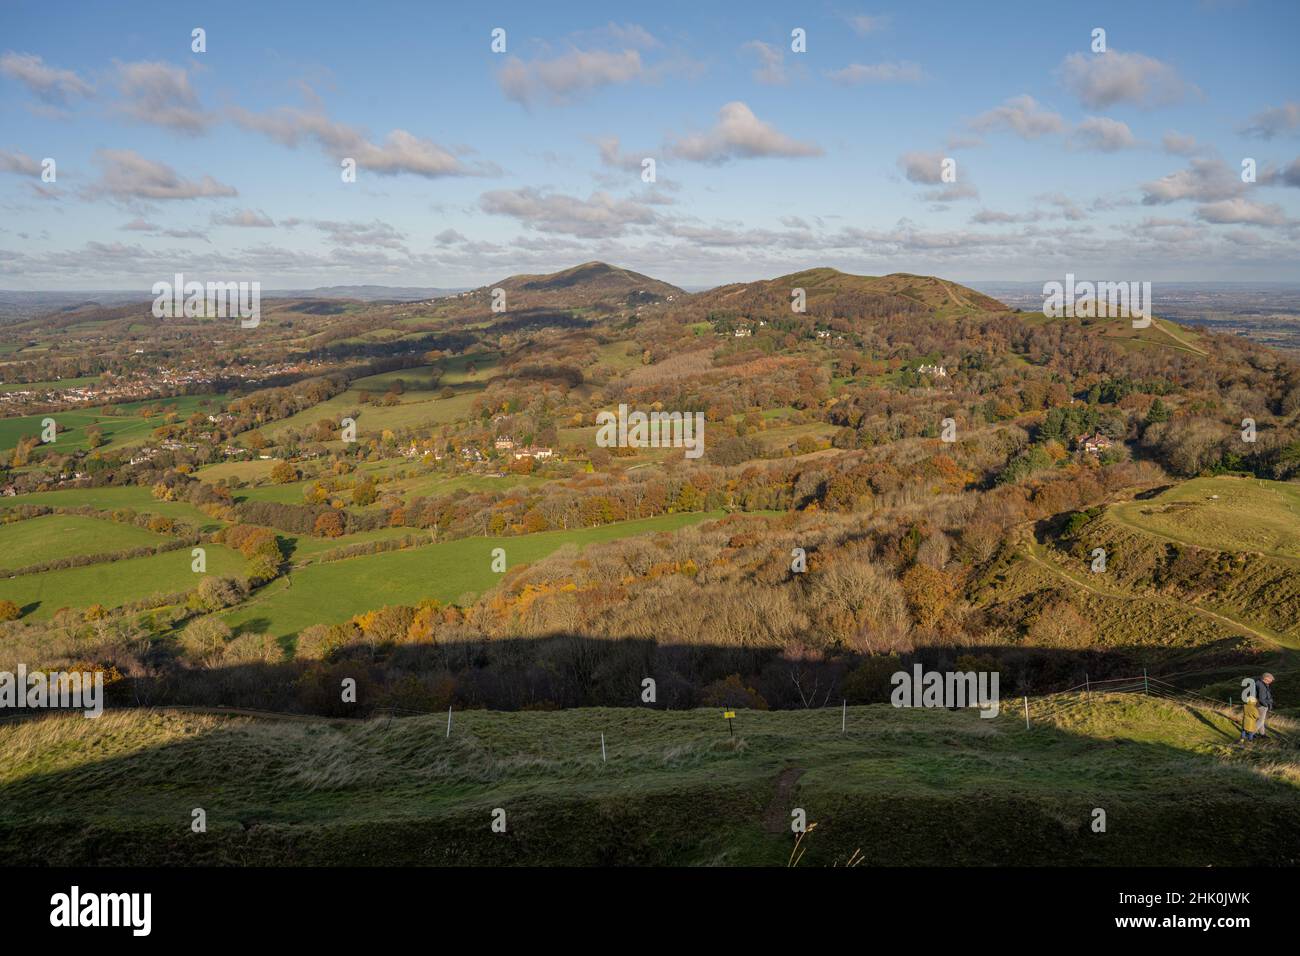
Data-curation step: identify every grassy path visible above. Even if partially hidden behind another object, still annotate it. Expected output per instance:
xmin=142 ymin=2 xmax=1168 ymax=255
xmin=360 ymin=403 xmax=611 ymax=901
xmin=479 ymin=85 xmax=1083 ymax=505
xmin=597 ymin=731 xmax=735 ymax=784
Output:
xmin=1018 ymin=530 xmax=1298 ymax=649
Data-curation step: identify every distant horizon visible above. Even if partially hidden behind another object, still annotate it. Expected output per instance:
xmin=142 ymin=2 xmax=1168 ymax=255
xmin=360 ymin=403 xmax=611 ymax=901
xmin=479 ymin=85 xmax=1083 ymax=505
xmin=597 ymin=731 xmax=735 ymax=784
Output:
xmin=4 ymin=273 xmax=1300 ymax=296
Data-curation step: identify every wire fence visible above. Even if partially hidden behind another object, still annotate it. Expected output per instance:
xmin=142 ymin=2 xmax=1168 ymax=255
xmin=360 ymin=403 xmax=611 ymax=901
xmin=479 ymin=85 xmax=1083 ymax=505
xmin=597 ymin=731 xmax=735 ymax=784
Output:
xmin=0 ymin=669 xmax=1288 ymax=746
xmin=1020 ymin=671 xmax=1291 ymax=743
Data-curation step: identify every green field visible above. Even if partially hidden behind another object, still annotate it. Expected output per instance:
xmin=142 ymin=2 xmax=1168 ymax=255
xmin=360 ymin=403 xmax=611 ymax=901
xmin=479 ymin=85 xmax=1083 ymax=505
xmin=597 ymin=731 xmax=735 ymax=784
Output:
xmin=260 ymin=352 xmax=500 ymax=443
xmin=2 ymin=486 xmax=221 ymax=532
xmin=263 ymin=386 xmax=481 ymax=442
xmin=0 ymin=375 xmax=100 ymax=393
xmin=224 ymin=511 xmax=719 ymax=638
xmin=0 ymin=393 xmax=227 ymax=454
xmin=0 ymin=693 xmax=1294 ymax=865
xmin=0 ymin=544 xmax=246 ymax=618
xmin=1111 ymin=476 xmax=1300 ymax=561
xmin=0 ymin=514 xmax=170 ymax=568
xmin=195 ymin=459 xmax=278 ymax=483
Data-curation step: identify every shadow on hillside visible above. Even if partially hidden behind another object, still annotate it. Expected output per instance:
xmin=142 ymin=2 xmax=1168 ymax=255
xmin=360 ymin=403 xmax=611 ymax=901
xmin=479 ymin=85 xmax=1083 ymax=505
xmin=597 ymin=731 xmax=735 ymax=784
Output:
xmin=67 ymin=630 xmax=1287 ymax=719
xmin=0 ymin=669 xmax=1297 ymax=866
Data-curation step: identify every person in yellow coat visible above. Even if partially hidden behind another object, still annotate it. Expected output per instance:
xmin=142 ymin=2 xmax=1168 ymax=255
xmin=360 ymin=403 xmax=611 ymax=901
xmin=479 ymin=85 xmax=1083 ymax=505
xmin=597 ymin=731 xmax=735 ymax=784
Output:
xmin=1240 ymin=695 xmax=1259 ymax=743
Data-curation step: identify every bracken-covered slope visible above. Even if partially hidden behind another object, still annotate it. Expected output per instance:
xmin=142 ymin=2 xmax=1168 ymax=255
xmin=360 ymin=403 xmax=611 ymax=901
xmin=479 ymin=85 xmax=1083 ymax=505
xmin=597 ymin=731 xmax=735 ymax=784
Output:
xmin=483 ymin=261 xmax=684 ymax=310
xmin=691 ymin=267 xmax=1008 ymax=318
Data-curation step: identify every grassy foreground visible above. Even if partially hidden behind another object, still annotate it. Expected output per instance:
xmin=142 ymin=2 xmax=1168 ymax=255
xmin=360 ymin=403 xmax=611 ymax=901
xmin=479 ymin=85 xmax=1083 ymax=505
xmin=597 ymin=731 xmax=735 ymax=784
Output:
xmin=1 ymin=694 xmax=1296 ymax=866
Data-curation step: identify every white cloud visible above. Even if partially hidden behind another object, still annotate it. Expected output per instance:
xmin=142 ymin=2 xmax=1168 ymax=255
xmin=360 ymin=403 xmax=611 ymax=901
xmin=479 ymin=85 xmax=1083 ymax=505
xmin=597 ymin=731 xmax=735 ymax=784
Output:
xmin=1194 ymin=198 xmax=1286 ymax=226
xmin=969 ymin=95 xmax=1065 ymax=140
xmin=668 ymin=102 xmax=823 ymax=164
xmin=231 ymin=106 xmax=495 ymax=178
xmin=87 ymin=149 xmax=236 ymax=202
xmin=310 ymin=219 xmax=408 ymax=249
xmin=897 ymin=151 xmax=947 ymax=185
xmin=1240 ymin=101 xmax=1300 ymax=140
xmin=0 ymin=52 xmax=93 ymax=103
xmin=1059 ymin=50 xmax=1189 ymax=109
xmin=0 ymin=149 xmax=42 ymax=176
xmin=212 ymin=209 xmax=275 ymax=228
xmin=113 ymin=60 xmax=213 ymax=134
xmin=1141 ymin=159 xmax=1242 ymax=204
xmin=1071 ymin=117 xmax=1137 ymax=152
xmin=1161 ymin=131 xmax=1202 ymax=156
xmin=498 ymin=49 xmax=646 ymax=107
xmin=479 ymin=188 xmax=660 ymax=237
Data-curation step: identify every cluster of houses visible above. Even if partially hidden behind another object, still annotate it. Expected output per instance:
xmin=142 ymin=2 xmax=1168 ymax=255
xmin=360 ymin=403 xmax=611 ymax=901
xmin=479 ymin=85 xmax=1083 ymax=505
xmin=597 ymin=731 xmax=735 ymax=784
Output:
xmin=493 ymin=437 xmax=554 ymax=460
xmin=402 ymin=437 xmax=554 ymax=463
xmin=917 ymin=363 xmax=948 ymax=378
xmin=0 ymin=359 xmax=328 ymax=416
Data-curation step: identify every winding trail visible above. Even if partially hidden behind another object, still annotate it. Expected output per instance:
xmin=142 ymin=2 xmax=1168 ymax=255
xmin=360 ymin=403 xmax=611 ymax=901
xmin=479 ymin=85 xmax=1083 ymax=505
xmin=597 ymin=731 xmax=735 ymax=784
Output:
xmin=1016 ymin=529 xmax=1297 ymax=649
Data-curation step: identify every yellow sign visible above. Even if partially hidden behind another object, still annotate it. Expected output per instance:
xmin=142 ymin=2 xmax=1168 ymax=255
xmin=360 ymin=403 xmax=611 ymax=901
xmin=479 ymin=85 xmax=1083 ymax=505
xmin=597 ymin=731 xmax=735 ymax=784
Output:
xmin=723 ymin=711 xmax=736 ymax=719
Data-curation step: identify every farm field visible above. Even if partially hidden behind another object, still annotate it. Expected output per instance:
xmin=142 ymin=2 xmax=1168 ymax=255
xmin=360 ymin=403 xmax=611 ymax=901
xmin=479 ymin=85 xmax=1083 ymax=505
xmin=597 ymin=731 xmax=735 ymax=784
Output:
xmin=262 ymin=385 xmax=481 ymax=441
xmin=0 ymin=375 xmax=100 ymax=393
xmin=223 ymin=511 xmax=720 ymax=638
xmin=195 ymin=459 xmax=278 ymax=483
xmin=0 ymin=393 xmax=227 ymax=454
xmin=1 ymin=485 xmax=221 ymax=531
xmin=0 ymin=513 xmax=169 ymax=568
xmin=0 ymin=543 xmax=245 ymax=618
xmin=259 ymin=351 xmax=502 ymax=443
xmin=282 ymin=525 xmax=421 ymax=561
xmin=0 ymin=694 xmax=1295 ymax=866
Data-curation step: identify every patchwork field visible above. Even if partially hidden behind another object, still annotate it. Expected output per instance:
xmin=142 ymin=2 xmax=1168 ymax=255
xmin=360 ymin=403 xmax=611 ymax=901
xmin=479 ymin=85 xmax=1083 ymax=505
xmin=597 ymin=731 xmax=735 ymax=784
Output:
xmin=2 ymin=486 xmax=221 ymax=531
xmin=0 ymin=544 xmax=246 ymax=618
xmin=260 ymin=352 xmax=502 ymax=443
xmin=223 ymin=511 xmax=719 ymax=638
xmin=0 ymin=394 xmax=227 ymax=454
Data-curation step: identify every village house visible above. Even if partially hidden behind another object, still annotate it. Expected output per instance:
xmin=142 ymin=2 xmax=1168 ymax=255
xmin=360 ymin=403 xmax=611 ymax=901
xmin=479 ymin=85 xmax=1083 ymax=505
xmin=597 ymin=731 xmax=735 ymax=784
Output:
xmin=512 ymin=445 xmax=553 ymax=461
xmin=917 ymin=364 xmax=948 ymax=377
xmin=1076 ymin=433 xmax=1114 ymax=455
xmin=494 ymin=437 xmax=516 ymax=451
xmin=733 ymin=327 xmax=752 ymax=338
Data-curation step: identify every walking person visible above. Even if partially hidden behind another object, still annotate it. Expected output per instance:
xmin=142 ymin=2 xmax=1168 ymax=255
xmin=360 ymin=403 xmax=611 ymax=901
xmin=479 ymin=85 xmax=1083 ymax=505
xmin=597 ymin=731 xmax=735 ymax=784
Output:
xmin=1255 ymin=673 xmax=1275 ymax=738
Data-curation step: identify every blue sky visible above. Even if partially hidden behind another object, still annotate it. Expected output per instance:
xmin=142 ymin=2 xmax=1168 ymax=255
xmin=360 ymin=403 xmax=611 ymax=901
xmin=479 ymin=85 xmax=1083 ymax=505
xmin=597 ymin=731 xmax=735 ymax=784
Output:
xmin=1 ymin=0 xmax=1298 ymax=289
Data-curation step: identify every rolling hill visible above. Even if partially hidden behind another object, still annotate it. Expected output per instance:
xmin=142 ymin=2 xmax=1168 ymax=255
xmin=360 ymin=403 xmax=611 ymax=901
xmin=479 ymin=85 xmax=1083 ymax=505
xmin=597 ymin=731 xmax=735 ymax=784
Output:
xmin=691 ymin=266 xmax=1008 ymax=318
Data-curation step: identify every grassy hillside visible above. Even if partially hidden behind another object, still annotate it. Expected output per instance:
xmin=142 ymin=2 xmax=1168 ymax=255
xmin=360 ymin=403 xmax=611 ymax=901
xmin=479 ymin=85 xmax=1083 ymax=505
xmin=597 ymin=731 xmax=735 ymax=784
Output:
xmin=1 ymin=694 xmax=1294 ymax=866
xmin=1111 ymin=476 xmax=1300 ymax=561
